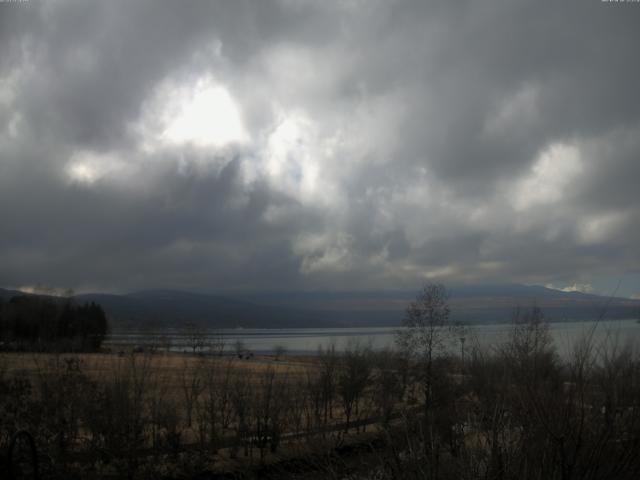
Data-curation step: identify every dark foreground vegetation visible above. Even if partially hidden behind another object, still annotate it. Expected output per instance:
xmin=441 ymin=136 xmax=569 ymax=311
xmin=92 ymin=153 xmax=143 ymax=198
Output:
xmin=1 ymin=284 xmax=640 ymax=479
xmin=0 ymin=295 xmax=108 ymax=352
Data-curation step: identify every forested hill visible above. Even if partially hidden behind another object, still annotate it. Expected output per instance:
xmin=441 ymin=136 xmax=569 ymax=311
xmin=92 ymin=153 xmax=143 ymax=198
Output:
xmin=1 ymin=285 xmax=639 ymax=329
xmin=245 ymin=285 xmax=640 ymax=326
xmin=73 ymin=290 xmax=335 ymax=329
xmin=0 ymin=294 xmax=108 ymax=350
xmin=0 ymin=288 xmax=336 ymax=329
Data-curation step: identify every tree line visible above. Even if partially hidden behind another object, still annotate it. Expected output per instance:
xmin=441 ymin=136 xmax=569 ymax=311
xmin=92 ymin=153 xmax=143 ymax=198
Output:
xmin=0 ymin=295 xmax=108 ymax=351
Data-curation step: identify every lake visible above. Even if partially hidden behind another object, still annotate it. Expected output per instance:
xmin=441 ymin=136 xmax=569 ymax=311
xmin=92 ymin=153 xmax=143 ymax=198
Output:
xmin=106 ymin=319 xmax=640 ymax=358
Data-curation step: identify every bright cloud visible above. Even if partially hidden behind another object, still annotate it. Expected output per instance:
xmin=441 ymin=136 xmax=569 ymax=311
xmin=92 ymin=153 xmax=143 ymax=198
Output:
xmin=65 ymin=150 xmax=129 ymax=185
xmin=577 ymin=211 xmax=628 ymax=245
xmin=513 ymin=143 xmax=582 ymax=211
xmin=139 ymin=75 xmax=247 ymax=151
xmin=294 ymin=232 xmax=355 ymax=274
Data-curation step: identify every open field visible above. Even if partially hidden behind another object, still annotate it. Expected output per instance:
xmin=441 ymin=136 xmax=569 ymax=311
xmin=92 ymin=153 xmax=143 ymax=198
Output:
xmin=3 ymin=315 xmax=640 ymax=479
xmin=1 ymin=346 xmax=403 ymax=478
xmin=0 ymin=351 xmax=312 ymax=380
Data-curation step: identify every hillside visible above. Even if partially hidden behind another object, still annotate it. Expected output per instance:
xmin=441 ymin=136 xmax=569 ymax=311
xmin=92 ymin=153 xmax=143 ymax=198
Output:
xmin=244 ymin=284 xmax=640 ymax=326
xmin=2 ymin=285 xmax=639 ymax=328
xmin=74 ymin=290 xmax=334 ymax=329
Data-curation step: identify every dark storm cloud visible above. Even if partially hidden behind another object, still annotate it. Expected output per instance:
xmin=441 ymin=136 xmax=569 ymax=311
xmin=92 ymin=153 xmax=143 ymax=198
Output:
xmin=0 ymin=152 xmax=323 ymax=291
xmin=1 ymin=0 xmax=639 ymax=295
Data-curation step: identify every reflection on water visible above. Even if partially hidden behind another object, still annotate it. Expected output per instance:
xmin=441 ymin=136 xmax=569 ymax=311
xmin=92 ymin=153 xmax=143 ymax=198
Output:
xmin=105 ymin=319 xmax=640 ymax=357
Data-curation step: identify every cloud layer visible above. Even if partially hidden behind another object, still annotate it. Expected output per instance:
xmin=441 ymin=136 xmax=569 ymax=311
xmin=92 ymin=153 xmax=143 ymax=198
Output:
xmin=1 ymin=0 xmax=639 ymax=295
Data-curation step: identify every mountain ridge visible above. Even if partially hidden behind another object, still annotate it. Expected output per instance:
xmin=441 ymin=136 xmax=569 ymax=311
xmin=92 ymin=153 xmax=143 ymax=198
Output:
xmin=1 ymin=284 xmax=639 ymax=328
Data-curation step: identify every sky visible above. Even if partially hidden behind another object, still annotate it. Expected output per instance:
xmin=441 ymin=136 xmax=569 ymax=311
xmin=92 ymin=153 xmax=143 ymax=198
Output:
xmin=1 ymin=0 xmax=640 ymax=298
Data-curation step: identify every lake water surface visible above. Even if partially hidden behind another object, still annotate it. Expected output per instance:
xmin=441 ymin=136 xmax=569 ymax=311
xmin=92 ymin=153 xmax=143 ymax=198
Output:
xmin=107 ymin=319 xmax=640 ymax=358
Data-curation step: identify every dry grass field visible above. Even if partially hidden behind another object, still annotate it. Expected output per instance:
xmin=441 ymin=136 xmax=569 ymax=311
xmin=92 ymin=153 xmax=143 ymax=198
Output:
xmin=0 ymin=351 xmax=317 ymax=415
xmin=1 ymin=347 xmax=397 ymax=478
xmin=1 ymin=351 xmax=311 ymax=380
xmin=4 ymin=316 xmax=640 ymax=480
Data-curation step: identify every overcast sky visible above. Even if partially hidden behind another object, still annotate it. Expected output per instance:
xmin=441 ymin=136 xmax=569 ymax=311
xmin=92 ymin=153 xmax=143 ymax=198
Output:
xmin=1 ymin=0 xmax=640 ymax=297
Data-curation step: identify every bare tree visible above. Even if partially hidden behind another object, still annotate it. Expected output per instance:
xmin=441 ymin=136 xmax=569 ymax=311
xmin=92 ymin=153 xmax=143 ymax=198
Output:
xmin=318 ymin=343 xmax=339 ymax=426
xmin=234 ymin=339 xmax=246 ymax=358
xmin=338 ymin=340 xmax=372 ymax=432
xmin=273 ymin=344 xmax=287 ymax=361
xmin=159 ymin=334 xmax=172 ymax=353
xmin=199 ymin=356 xmax=235 ymax=452
xmin=396 ymin=283 xmax=455 ymax=414
xmin=501 ymin=305 xmax=557 ymax=384
xmin=287 ymin=378 xmax=308 ymax=437
xmin=251 ymin=366 xmax=288 ymax=458
xmin=372 ymin=348 xmax=404 ymax=426
xmin=395 ymin=283 xmax=457 ymax=476
xmin=180 ymin=358 xmax=204 ymax=428
xmin=208 ymin=329 xmax=226 ymax=356
xmin=304 ymin=368 xmax=324 ymax=433
xmin=183 ymin=323 xmax=207 ymax=354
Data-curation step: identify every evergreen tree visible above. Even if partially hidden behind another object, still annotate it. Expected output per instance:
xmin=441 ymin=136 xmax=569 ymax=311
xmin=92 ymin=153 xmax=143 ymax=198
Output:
xmin=1 ymin=295 xmax=109 ymax=351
